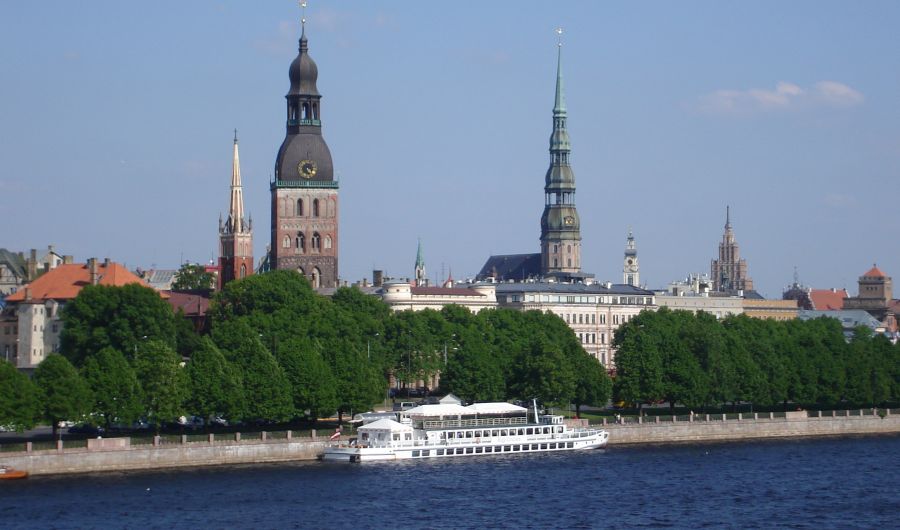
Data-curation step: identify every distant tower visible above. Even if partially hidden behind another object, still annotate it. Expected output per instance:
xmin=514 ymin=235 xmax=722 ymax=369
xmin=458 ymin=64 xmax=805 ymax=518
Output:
xmin=414 ymin=238 xmax=427 ymax=287
xmin=270 ymin=8 xmax=339 ymax=289
xmin=540 ymin=29 xmax=583 ymax=278
xmin=218 ymin=130 xmax=253 ymax=289
xmin=623 ymin=229 xmax=639 ymax=286
xmin=710 ymin=206 xmax=753 ymax=293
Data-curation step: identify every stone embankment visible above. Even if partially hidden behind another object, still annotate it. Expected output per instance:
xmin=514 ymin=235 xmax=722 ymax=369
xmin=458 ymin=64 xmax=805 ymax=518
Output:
xmin=2 ymin=410 xmax=897 ymax=476
xmin=600 ymin=408 xmax=900 ymax=444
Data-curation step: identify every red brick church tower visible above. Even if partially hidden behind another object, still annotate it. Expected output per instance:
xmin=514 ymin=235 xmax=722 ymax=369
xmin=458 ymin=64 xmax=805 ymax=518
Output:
xmin=218 ymin=130 xmax=253 ymax=289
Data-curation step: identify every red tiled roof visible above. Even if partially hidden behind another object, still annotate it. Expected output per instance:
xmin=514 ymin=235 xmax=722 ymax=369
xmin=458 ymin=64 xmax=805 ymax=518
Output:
xmin=411 ymin=287 xmax=486 ymax=297
xmin=5 ymin=261 xmax=149 ymax=302
xmin=808 ymin=289 xmax=848 ymax=311
xmin=863 ymin=265 xmax=886 ymax=278
xmin=164 ymin=291 xmax=210 ymax=316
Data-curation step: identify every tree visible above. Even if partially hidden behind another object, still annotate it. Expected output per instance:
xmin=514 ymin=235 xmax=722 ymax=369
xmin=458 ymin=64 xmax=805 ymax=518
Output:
xmin=172 ymin=263 xmax=215 ymax=293
xmin=82 ymin=347 xmax=144 ymax=429
xmin=33 ymin=355 xmax=93 ymax=439
xmin=276 ymin=338 xmax=339 ymax=421
xmin=511 ymin=341 xmax=576 ymax=408
xmin=572 ymin=352 xmax=612 ymax=417
xmin=60 ymin=283 xmax=177 ymax=366
xmin=0 ymin=362 xmax=41 ymax=432
xmin=132 ymin=340 xmax=188 ymax=430
xmin=236 ymin=337 xmax=294 ymax=423
xmin=185 ymin=338 xmax=245 ymax=422
xmin=442 ymin=328 xmax=505 ymax=403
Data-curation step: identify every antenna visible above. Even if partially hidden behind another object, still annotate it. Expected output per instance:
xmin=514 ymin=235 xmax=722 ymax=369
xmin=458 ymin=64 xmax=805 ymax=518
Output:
xmin=300 ymin=0 xmax=308 ymax=28
xmin=556 ymin=27 xmax=563 ymax=47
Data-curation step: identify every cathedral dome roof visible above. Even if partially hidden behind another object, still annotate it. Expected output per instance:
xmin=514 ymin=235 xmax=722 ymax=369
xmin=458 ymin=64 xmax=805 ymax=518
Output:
xmin=288 ymin=32 xmax=320 ymax=96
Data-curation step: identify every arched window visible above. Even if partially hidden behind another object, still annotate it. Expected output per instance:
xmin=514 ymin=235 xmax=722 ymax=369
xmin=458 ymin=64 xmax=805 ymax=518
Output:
xmin=296 ymin=232 xmax=305 ymax=253
xmin=297 ymin=199 xmax=304 ymax=217
xmin=313 ymin=199 xmax=320 ymax=217
xmin=311 ymin=267 xmax=321 ymax=288
xmin=282 ymin=235 xmax=290 ymax=248
xmin=302 ymin=103 xmax=309 ymax=120
xmin=312 ymin=232 xmax=321 ymax=251
xmin=312 ymin=103 xmax=319 ymax=120
xmin=324 ymin=235 xmax=332 ymax=249
xmin=239 ymin=264 xmax=247 ymax=279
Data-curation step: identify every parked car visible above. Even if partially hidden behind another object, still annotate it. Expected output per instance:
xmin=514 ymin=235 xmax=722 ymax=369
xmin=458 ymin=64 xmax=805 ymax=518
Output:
xmin=68 ymin=424 xmax=105 ymax=436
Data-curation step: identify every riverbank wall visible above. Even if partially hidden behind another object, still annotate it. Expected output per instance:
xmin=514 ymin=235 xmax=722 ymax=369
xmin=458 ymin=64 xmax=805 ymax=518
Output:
xmin=2 ymin=410 xmax=898 ymax=476
xmin=601 ymin=409 xmax=900 ymax=444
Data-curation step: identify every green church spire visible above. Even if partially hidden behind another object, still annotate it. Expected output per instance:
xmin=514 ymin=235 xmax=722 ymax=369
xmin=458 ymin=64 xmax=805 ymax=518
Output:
xmin=553 ymin=30 xmax=566 ymax=115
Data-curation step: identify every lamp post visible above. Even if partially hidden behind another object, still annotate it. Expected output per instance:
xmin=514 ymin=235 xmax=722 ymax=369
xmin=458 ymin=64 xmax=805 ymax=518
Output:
xmin=367 ymin=332 xmax=379 ymax=361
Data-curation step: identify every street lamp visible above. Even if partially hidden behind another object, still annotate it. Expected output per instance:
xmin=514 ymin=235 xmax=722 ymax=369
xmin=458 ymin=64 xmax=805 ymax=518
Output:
xmin=367 ymin=332 xmax=379 ymax=361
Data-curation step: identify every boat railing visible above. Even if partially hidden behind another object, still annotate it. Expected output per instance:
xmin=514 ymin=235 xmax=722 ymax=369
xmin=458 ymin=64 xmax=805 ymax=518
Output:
xmin=421 ymin=416 xmax=528 ymax=430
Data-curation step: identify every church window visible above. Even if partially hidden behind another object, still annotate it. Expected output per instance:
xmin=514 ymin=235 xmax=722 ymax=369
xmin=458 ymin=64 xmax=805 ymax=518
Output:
xmin=568 ymin=245 xmax=572 ymax=254
xmin=313 ymin=103 xmax=319 ymax=120
xmin=297 ymin=199 xmax=304 ymax=217
xmin=312 ymin=232 xmax=321 ymax=251
xmin=297 ymin=233 xmax=306 ymax=253
xmin=578 ymin=314 xmax=583 ymax=324
xmin=240 ymin=264 xmax=247 ymax=279
xmin=567 ymin=258 xmax=572 ymax=267
xmin=282 ymin=235 xmax=290 ymax=249
xmin=553 ymin=258 xmax=558 ymax=268
xmin=312 ymin=267 xmax=321 ymax=288
xmin=324 ymin=235 xmax=332 ymax=249
xmin=553 ymin=244 xmax=558 ymax=253
xmin=313 ymin=199 xmax=320 ymax=217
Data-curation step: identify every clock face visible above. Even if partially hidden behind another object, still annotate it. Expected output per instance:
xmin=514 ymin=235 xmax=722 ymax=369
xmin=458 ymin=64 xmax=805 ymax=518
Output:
xmin=626 ymin=258 xmax=634 ymax=266
xmin=563 ymin=216 xmax=575 ymax=226
xmin=298 ymin=159 xmax=318 ymax=179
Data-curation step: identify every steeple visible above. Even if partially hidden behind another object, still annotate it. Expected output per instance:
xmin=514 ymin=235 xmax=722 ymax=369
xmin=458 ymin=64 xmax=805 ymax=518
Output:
xmin=414 ymin=238 xmax=427 ymax=287
xmin=228 ymin=129 xmax=245 ymax=233
xmin=711 ymin=207 xmax=753 ymax=293
xmin=623 ymin=229 xmax=639 ymax=286
xmin=540 ymin=28 xmax=584 ymax=278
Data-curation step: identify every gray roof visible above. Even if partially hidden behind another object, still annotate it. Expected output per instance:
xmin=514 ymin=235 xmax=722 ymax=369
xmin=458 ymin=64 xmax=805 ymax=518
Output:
xmin=495 ymin=281 xmax=654 ymax=296
xmin=477 ymin=253 xmax=541 ymax=281
xmin=798 ymin=310 xmax=883 ymax=329
xmin=0 ymin=248 xmax=26 ymax=278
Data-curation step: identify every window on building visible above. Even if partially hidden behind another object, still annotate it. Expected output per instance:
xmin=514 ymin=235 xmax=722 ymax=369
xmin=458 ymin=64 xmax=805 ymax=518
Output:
xmin=297 ymin=199 xmax=304 ymax=216
xmin=324 ymin=235 xmax=332 ymax=250
xmin=601 ymin=333 xmax=606 ymax=345
xmin=312 ymin=232 xmax=321 ymax=251
xmin=313 ymin=199 xmax=320 ymax=217
xmin=297 ymin=232 xmax=306 ymax=253
xmin=240 ymin=264 xmax=247 ymax=279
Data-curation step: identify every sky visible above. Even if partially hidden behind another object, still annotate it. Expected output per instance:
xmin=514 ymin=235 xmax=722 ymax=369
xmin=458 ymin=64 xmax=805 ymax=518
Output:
xmin=1 ymin=1 xmax=898 ymax=298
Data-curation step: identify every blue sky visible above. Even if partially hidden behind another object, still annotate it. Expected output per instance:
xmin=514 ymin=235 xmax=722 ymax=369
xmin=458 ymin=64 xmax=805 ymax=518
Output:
xmin=2 ymin=1 xmax=898 ymax=297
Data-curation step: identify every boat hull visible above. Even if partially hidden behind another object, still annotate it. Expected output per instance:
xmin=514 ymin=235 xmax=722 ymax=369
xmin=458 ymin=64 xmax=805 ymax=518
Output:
xmin=321 ymin=431 xmax=608 ymax=462
xmin=0 ymin=470 xmax=28 ymax=480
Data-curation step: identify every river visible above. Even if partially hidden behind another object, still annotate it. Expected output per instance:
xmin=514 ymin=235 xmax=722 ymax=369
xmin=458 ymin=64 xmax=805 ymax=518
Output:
xmin=2 ymin=434 xmax=897 ymax=529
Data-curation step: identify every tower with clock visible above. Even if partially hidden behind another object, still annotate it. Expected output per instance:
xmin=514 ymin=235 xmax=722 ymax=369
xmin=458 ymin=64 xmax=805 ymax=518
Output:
xmin=269 ymin=12 xmax=338 ymax=289
xmin=540 ymin=30 xmax=584 ymax=278
xmin=623 ymin=229 xmax=639 ymax=287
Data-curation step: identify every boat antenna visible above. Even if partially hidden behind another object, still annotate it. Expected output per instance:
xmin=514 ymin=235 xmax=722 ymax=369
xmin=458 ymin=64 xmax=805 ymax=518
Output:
xmin=533 ymin=398 xmax=540 ymax=424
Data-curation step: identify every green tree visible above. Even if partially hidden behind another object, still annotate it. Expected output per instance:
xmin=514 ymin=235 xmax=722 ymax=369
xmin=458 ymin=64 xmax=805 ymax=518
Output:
xmin=172 ymin=263 xmax=215 ymax=293
xmin=60 ymin=283 xmax=177 ymax=366
xmin=237 ymin=337 xmax=295 ymax=423
xmin=132 ymin=340 xmax=188 ymax=430
xmin=33 ymin=355 xmax=93 ymax=439
xmin=276 ymin=338 xmax=339 ymax=421
xmin=613 ymin=313 xmax=665 ymax=413
xmin=0 ymin=362 xmax=41 ymax=432
xmin=572 ymin=351 xmax=612 ymax=417
xmin=185 ymin=338 xmax=245 ymax=422
xmin=442 ymin=328 xmax=505 ymax=403
xmin=511 ymin=341 xmax=576 ymax=408
xmin=82 ymin=347 xmax=144 ymax=429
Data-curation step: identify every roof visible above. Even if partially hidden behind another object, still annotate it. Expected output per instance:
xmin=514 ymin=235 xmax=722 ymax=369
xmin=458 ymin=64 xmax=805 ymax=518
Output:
xmin=403 ymin=404 xmax=472 ymax=417
xmin=798 ymin=310 xmax=883 ymax=329
xmin=6 ymin=261 xmax=148 ymax=302
xmin=438 ymin=393 xmax=463 ymax=405
xmin=863 ymin=265 xmax=886 ymax=278
xmin=410 ymin=286 xmax=487 ymax=297
xmin=357 ymin=419 xmax=412 ymax=432
xmin=0 ymin=249 xmax=26 ymax=279
xmin=495 ymin=282 xmax=654 ymax=296
xmin=466 ymin=402 xmax=527 ymax=415
xmin=809 ymin=289 xmax=848 ymax=310
xmin=476 ymin=253 xmax=541 ymax=282
xmin=164 ymin=291 xmax=210 ymax=316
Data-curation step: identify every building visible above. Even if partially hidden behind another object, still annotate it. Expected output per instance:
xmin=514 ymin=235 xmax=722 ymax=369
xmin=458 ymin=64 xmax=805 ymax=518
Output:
xmin=741 ymin=298 xmax=799 ymax=321
xmin=1 ymin=258 xmax=148 ymax=369
xmin=381 ymin=281 xmax=497 ymax=314
xmin=843 ymin=265 xmax=894 ymax=321
xmin=710 ymin=206 xmax=754 ymax=293
xmin=798 ymin=309 xmax=894 ymax=341
xmin=218 ymin=130 xmax=254 ymax=289
xmin=623 ymin=230 xmax=639 ymax=287
xmin=414 ymin=239 xmax=427 ymax=287
xmin=0 ymin=246 xmax=72 ymax=297
xmin=269 ymin=15 xmax=339 ymax=289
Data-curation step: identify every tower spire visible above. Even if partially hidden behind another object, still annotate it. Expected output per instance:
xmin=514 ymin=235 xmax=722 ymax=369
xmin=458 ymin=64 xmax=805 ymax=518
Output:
xmin=229 ymin=130 xmax=244 ymax=233
xmin=414 ymin=238 xmax=427 ymax=287
xmin=554 ymin=27 xmax=566 ymax=115
xmin=725 ymin=205 xmax=731 ymax=230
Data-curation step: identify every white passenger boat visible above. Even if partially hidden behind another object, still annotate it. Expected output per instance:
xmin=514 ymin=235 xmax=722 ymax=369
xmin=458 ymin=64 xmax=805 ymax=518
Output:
xmin=321 ymin=400 xmax=608 ymax=462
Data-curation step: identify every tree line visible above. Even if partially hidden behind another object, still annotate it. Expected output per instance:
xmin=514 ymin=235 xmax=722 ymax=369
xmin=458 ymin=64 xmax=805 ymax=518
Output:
xmin=0 ymin=270 xmax=611 ymax=432
xmin=613 ymin=307 xmax=900 ymax=413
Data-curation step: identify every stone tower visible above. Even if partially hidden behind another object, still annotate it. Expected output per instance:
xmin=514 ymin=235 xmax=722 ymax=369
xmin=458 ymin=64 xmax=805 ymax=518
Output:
xmin=540 ymin=37 xmax=583 ymax=278
xmin=623 ymin=229 xmax=639 ymax=287
xmin=270 ymin=14 xmax=339 ymax=289
xmin=218 ymin=130 xmax=253 ymax=289
xmin=710 ymin=206 xmax=753 ymax=293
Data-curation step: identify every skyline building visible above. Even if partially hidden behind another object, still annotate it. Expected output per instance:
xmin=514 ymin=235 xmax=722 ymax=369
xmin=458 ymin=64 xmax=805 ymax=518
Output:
xmin=623 ymin=229 xmax=639 ymax=287
xmin=269 ymin=15 xmax=339 ymax=289
xmin=710 ymin=206 xmax=754 ymax=293
xmin=218 ymin=131 xmax=253 ymax=290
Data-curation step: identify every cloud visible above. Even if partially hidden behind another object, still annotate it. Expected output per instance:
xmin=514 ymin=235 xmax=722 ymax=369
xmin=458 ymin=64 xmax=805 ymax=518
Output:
xmin=698 ymin=81 xmax=863 ymax=114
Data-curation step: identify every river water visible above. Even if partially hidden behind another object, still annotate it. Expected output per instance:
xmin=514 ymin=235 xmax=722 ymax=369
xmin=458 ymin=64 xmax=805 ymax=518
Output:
xmin=1 ymin=435 xmax=897 ymax=529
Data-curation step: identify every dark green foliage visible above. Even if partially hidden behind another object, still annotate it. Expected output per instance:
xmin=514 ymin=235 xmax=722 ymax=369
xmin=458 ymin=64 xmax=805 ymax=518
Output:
xmin=572 ymin=350 xmax=613 ymax=416
xmin=174 ymin=308 xmax=205 ymax=359
xmin=33 ymin=355 xmax=93 ymax=438
xmin=511 ymin=341 xmax=577 ymax=408
xmin=276 ymin=338 xmax=338 ymax=420
xmin=186 ymin=338 xmax=245 ymax=422
xmin=442 ymin=328 xmax=505 ymax=403
xmin=82 ymin=347 xmax=144 ymax=428
xmin=60 ymin=283 xmax=177 ymax=366
xmin=0 ymin=361 xmax=41 ymax=431
xmin=172 ymin=263 xmax=215 ymax=292
xmin=614 ymin=310 xmax=898 ymax=410
xmin=132 ymin=340 xmax=188 ymax=427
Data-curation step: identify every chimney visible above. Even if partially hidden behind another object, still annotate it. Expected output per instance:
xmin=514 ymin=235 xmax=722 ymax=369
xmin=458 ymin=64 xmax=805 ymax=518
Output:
xmin=63 ymin=255 xmax=74 ymax=264
xmin=24 ymin=286 xmax=32 ymax=302
xmin=104 ymin=257 xmax=111 ymax=268
xmin=373 ymin=270 xmax=384 ymax=287
xmin=88 ymin=258 xmax=99 ymax=285
xmin=27 ymin=249 xmax=38 ymax=280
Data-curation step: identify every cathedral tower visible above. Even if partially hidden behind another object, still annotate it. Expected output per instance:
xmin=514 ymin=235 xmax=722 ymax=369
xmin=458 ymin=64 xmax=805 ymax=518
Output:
xmin=414 ymin=238 xmax=427 ymax=287
xmin=710 ymin=206 xmax=754 ymax=293
xmin=219 ymin=130 xmax=253 ymax=289
xmin=623 ymin=229 xmax=639 ymax=287
xmin=540 ymin=33 xmax=583 ymax=278
xmin=270 ymin=12 xmax=339 ymax=288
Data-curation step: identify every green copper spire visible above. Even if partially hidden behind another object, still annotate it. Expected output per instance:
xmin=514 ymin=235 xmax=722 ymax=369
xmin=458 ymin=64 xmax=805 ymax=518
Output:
xmin=415 ymin=238 xmax=425 ymax=269
xmin=553 ymin=33 xmax=566 ymax=115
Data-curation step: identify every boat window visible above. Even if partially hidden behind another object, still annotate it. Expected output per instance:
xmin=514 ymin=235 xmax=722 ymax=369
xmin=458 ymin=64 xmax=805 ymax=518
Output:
xmin=556 ymin=427 xmax=563 ymax=433
xmin=405 ymin=434 xmax=412 ymax=440
xmin=392 ymin=434 xmax=400 ymax=441
xmin=422 ymin=450 xmax=430 ymax=456
xmin=412 ymin=450 xmax=420 ymax=457
xmin=457 ymin=432 xmax=463 ymax=438
xmin=475 ymin=431 xmax=481 ymax=438
xmin=466 ymin=431 xmax=473 ymax=438
xmin=544 ymin=427 xmax=550 ymax=434
xmin=540 ymin=444 xmax=547 ymax=450
xmin=466 ymin=447 xmax=473 ymax=454
xmin=501 ymin=430 xmax=507 ymax=436
xmin=519 ymin=429 xmax=525 ymax=435
xmin=437 ymin=449 xmax=444 ymax=455
xmin=492 ymin=430 xmax=499 ymax=437
xmin=513 ymin=445 xmax=520 ymax=451
xmin=526 ymin=428 xmax=533 ymax=435
xmin=475 ymin=447 xmax=483 ymax=453
xmin=485 ymin=447 xmax=492 ymax=453
xmin=447 ymin=432 xmax=454 ymax=439
xmin=456 ymin=448 xmax=464 ymax=455
xmin=567 ymin=442 xmax=573 ymax=448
